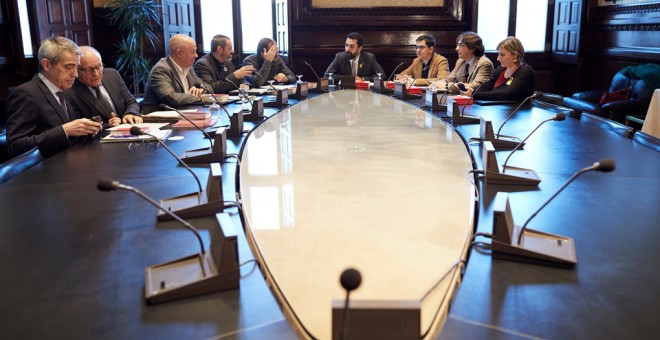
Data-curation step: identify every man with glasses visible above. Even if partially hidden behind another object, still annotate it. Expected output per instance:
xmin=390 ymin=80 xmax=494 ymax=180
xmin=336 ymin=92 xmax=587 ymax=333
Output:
xmin=399 ymin=35 xmax=449 ymax=86
xmin=324 ymin=32 xmax=384 ymax=82
xmin=66 ymin=46 xmax=142 ymax=127
xmin=432 ymin=31 xmax=493 ymax=93
xmin=5 ymin=37 xmax=102 ymax=158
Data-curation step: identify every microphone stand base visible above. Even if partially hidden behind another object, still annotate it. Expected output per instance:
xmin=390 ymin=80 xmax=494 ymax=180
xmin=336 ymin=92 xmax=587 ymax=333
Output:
xmin=486 ymin=166 xmax=541 ymax=186
xmin=180 ymin=148 xmax=225 ymax=164
xmin=488 ymin=137 xmax=524 ymax=150
xmin=447 ymin=115 xmax=480 ymax=125
xmin=145 ymin=213 xmax=240 ymax=304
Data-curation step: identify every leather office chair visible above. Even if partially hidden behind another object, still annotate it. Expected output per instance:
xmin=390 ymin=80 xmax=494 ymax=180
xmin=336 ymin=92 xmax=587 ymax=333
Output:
xmin=0 ymin=148 xmax=44 ymax=185
xmin=633 ymin=131 xmax=660 ymax=152
xmin=580 ymin=113 xmax=635 ymax=139
xmin=562 ymin=70 xmax=653 ymax=123
xmin=0 ymin=131 xmax=7 ymax=164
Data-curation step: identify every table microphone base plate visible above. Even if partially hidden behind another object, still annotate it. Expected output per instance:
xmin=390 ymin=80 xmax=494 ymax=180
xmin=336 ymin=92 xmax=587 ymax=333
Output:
xmin=486 ymin=166 xmax=541 ymax=186
xmin=492 ymin=228 xmax=576 ymax=267
xmin=158 ymin=191 xmax=223 ymax=221
xmin=180 ymin=147 xmax=224 ymax=164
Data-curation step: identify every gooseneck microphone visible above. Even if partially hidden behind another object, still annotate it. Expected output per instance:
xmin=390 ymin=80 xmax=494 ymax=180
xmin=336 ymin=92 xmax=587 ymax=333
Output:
xmin=303 ymin=60 xmax=321 ymax=80
xmin=502 ymin=113 xmax=566 ymax=172
xmin=496 ymin=91 xmax=544 ymax=138
xmin=97 ymin=177 xmax=206 ymax=254
xmin=339 ymin=268 xmax=362 ymax=340
xmin=516 ymin=158 xmax=616 ymax=245
xmin=158 ymin=103 xmax=214 ymax=148
xmin=130 ymin=126 xmax=203 ymax=195
xmin=460 ymin=82 xmax=485 ymax=117
xmin=387 ymin=62 xmax=406 ymax=82
xmin=437 ymin=81 xmax=455 ymax=104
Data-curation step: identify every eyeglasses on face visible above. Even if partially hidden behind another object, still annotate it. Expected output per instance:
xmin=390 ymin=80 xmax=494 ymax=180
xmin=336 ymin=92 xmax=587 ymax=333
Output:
xmin=78 ymin=63 xmax=104 ymax=74
xmin=415 ymin=45 xmax=428 ymax=50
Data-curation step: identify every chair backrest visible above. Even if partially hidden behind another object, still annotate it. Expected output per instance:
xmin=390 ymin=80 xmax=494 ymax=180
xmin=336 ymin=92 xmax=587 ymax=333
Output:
xmin=633 ymin=131 xmax=660 ymax=152
xmin=0 ymin=148 xmax=44 ymax=185
xmin=581 ymin=113 xmax=634 ymax=138
xmin=610 ymin=71 xmax=654 ymax=101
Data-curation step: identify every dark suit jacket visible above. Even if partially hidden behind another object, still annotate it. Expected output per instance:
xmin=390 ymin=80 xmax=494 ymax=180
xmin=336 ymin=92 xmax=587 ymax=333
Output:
xmin=324 ymin=51 xmax=385 ymax=81
xmin=474 ymin=64 xmax=535 ymax=102
xmin=142 ymin=57 xmax=212 ymax=113
xmin=194 ymin=54 xmax=242 ymax=94
xmin=6 ymin=75 xmax=75 ymax=158
xmin=65 ymin=68 xmax=140 ymax=122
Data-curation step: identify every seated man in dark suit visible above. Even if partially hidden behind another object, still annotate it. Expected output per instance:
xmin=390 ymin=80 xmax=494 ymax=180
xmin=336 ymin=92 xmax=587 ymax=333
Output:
xmin=142 ymin=34 xmax=213 ymax=113
xmin=194 ymin=34 xmax=255 ymax=94
xmin=6 ymin=36 xmax=102 ymax=158
xmin=325 ymin=32 xmax=385 ymax=82
xmin=65 ymin=46 xmax=143 ymax=127
xmin=243 ymin=38 xmax=296 ymax=87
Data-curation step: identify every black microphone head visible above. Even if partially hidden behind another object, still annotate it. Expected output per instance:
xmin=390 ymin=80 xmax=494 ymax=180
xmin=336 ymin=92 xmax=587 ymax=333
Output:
xmin=97 ymin=177 xmax=118 ymax=191
xmin=533 ymin=91 xmax=544 ymax=99
xmin=594 ymin=158 xmax=616 ymax=172
xmin=159 ymin=103 xmax=174 ymax=111
xmin=195 ymin=83 xmax=204 ymax=89
xmin=554 ymin=112 xmax=566 ymax=121
xmin=129 ymin=126 xmax=144 ymax=136
xmin=340 ymin=268 xmax=362 ymax=291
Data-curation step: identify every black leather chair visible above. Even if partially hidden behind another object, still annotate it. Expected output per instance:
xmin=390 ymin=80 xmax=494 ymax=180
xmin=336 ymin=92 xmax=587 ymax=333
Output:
xmin=0 ymin=148 xmax=44 ymax=185
xmin=0 ymin=131 xmax=7 ymax=164
xmin=563 ymin=70 xmax=653 ymax=123
xmin=580 ymin=113 xmax=635 ymax=139
xmin=633 ymin=131 xmax=660 ymax=152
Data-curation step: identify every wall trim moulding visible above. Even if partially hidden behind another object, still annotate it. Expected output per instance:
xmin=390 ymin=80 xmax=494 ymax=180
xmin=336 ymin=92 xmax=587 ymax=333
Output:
xmin=302 ymin=0 xmax=461 ymax=19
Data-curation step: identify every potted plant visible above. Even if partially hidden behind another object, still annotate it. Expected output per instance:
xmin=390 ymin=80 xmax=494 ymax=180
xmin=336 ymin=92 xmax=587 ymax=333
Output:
xmin=106 ymin=0 xmax=162 ymax=96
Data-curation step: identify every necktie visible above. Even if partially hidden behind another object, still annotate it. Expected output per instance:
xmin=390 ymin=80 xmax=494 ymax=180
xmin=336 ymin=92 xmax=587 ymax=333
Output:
xmin=55 ymin=91 xmax=70 ymax=121
xmin=94 ymin=86 xmax=115 ymax=118
xmin=463 ymin=62 xmax=470 ymax=83
xmin=351 ymin=59 xmax=357 ymax=76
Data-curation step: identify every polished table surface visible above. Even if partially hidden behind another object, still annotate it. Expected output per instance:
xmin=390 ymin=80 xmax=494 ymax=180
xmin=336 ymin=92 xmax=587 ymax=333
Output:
xmin=239 ymin=91 xmax=475 ymax=338
xmin=1 ymin=90 xmax=659 ymax=339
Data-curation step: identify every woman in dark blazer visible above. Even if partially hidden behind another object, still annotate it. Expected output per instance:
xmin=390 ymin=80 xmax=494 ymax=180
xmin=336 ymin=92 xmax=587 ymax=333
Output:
xmin=464 ymin=36 xmax=535 ymax=102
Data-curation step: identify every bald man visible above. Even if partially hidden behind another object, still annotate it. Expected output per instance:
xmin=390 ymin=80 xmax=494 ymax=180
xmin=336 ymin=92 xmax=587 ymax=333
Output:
xmin=65 ymin=46 xmax=142 ymax=127
xmin=142 ymin=34 xmax=213 ymax=113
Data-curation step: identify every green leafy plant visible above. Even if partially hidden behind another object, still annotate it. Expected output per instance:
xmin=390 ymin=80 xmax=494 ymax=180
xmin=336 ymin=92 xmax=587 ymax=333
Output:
xmin=106 ymin=0 xmax=162 ymax=96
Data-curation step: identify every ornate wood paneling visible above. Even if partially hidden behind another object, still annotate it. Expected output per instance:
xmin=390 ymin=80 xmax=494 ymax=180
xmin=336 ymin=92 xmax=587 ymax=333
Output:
xmin=35 ymin=0 xmax=93 ymax=45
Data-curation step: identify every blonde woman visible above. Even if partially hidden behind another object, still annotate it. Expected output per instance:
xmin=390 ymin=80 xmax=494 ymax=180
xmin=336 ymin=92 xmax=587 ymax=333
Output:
xmin=463 ymin=36 xmax=535 ymax=102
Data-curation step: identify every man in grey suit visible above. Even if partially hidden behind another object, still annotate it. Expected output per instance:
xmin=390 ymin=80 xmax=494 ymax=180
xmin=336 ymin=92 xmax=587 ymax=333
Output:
xmin=65 ymin=46 xmax=142 ymax=127
xmin=194 ymin=34 xmax=255 ymax=94
xmin=432 ymin=31 xmax=494 ymax=93
xmin=325 ymin=32 xmax=385 ymax=82
xmin=6 ymin=37 xmax=101 ymax=158
xmin=142 ymin=34 xmax=213 ymax=113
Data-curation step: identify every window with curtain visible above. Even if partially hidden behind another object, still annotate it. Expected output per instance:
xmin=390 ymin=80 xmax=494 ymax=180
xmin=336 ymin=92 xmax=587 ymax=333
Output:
xmin=477 ymin=0 xmax=549 ymax=52
xmin=240 ymin=0 xmax=273 ymax=53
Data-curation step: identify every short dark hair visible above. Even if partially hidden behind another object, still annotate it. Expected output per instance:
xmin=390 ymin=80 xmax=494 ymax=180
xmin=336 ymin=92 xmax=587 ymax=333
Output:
xmin=211 ymin=34 xmax=230 ymax=53
xmin=256 ymin=37 xmax=276 ymax=64
xmin=346 ymin=32 xmax=364 ymax=47
xmin=416 ymin=35 xmax=436 ymax=49
xmin=457 ymin=31 xmax=485 ymax=57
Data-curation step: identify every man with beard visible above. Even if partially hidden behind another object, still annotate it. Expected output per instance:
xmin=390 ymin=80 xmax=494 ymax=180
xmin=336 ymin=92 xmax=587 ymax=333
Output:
xmin=324 ymin=32 xmax=384 ymax=82
xmin=194 ymin=34 xmax=255 ymax=93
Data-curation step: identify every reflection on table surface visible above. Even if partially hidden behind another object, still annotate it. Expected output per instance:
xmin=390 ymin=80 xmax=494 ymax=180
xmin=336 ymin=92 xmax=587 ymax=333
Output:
xmin=239 ymin=90 xmax=476 ymax=338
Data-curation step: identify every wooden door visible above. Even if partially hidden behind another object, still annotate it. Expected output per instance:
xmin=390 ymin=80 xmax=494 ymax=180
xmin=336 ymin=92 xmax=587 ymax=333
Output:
xmin=552 ymin=0 xmax=583 ymax=64
xmin=34 ymin=0 xmax=93 ymax=46
xmin=162 ymin=0 xmax=195 ymax=54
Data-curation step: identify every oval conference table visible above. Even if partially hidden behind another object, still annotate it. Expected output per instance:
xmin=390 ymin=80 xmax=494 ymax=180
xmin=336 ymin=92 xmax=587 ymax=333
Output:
xmin=0 ymin=88 xmax=659 ymax=339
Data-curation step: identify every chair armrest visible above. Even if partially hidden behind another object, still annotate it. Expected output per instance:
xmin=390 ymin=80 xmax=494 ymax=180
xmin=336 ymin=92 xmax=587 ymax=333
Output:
xmin=571 ymin=90 xmax=603 ymax=103
xmin=601 ymin=99 xmax=651 ymax=113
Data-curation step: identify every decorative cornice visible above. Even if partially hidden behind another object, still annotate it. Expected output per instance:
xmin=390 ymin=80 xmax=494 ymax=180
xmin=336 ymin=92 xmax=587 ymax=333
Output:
xmin=593 ymin=23 xmax=660 ymax=31
xmin=598 ymin=3 xmax=660 ymax=15
xmin=302 ymin=0 xmax=448 ymax=16
xmin=292 ymin=24 xmax=466 ymax=32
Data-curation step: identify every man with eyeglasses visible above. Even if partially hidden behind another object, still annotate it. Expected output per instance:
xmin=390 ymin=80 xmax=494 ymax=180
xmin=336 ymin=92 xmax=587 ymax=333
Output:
xmin=399 ymin=35 xmax=449 ymax=86
xmin=5 ymin=37 xmax=102 ymax=158
xmin=432 ymin=31 xmax=494 ymax=93
xmin=324 ymin=32 xmax=384 ymax=82
xmin=65 ymin=46 xmax=142 ymax=127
